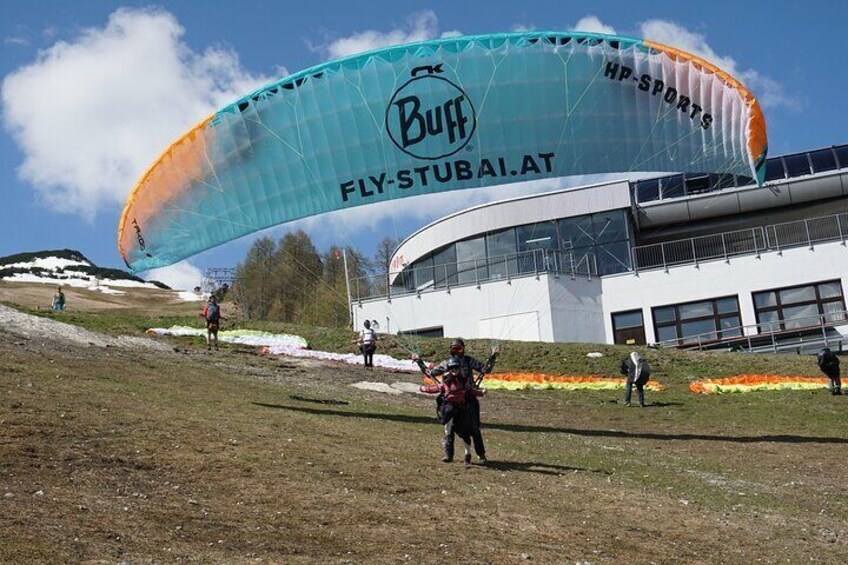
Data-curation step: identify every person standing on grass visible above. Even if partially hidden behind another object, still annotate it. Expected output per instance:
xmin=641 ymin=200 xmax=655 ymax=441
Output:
xmin=52 ymin=286 xmax=66 ymax=312
xmin=353 ymin=319 xmax=378 ymax=370
xmin=419 ymin=356 xmax=486 ymax=465
xmin=620 ymin=351 xmax=651 ymax=407
xmin=200 ymin=296 xmax=224 ymax=351
xmin=816 ymin=347 xmax=842 ymax=395
xmin=414 ymin=338 xmax=499 ymax=464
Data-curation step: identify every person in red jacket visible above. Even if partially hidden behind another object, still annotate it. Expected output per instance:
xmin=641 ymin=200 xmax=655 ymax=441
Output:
xmin=419 ymin=356 xmax=486 ymax=464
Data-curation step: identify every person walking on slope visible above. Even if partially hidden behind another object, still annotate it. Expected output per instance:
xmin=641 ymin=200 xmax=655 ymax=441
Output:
xmin=200 ymin=296 xmax=225 ymax=351
xmin=414 ymin=338 xmax=499 ymax=464
xmin=353 ymin=319 xmax=378 ymax=370
xmin=620 ymin=351 xmax=651 ymax=407
xmin=816 ymin=347 xmax=842 ymax=395
xmin=419 ymin=356 xmax=486 ymax=465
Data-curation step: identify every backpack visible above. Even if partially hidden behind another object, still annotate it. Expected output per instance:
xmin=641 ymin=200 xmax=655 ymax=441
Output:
xmin=206 ymin=303 xmax=220 ymax=323
xmin=817 ymin=350 xmax=839 ymax=373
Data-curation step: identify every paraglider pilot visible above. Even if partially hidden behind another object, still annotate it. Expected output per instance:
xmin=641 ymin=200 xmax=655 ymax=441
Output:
xmin=414 ymin=338 xmax=499 ymax=464
xmin=620 ymin=351 xmax=651 ymax=407
xmin=419 ymin=355 xmax=486 ymax=464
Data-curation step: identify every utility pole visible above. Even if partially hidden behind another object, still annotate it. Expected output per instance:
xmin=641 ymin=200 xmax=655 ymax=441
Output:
xmin=341 ymin=248 xmax=354 ymax=329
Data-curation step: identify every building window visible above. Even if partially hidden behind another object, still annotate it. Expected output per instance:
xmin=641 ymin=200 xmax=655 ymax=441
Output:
xmin=612 ymin=310 xmax=645 ymax=345
xmin=432 ymin=245 xmax=457 ymax=289
xmin=652 ymin=296 xmax=742 ymax=345
xmin=753 ymin=280 xmax=846 ymax=332
xmin=763 ymin=158 xmax=786 ymax=182
xmin=559 ymin=210 xmax=632 ymax=275
xmin=634 ymin=178 xmax=660 ymax=203
xmin=486 ymin=228 xmax=518 ymax=280
xmin=516 ymin=221 xmax=558 ymax=274
xmin=783 ymin=153 xmax=812 ymax=177
xmin=455 ymin=236 xmax=487 ymax=285
xmin=809 ymin=148 xmax=838 ymax=173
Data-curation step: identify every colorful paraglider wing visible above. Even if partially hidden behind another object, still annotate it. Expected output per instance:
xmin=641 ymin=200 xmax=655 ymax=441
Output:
xmin=119 ymin=32 xmax=767 ymax=271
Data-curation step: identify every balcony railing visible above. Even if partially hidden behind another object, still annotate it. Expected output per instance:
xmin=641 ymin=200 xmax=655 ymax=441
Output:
xmin=350 ymin=248 xmax=597 ymax=302
xmin=657 ymin=309 xmax=848 ymax=353
xmin=632 ymin=212 xmax=848 ymax=272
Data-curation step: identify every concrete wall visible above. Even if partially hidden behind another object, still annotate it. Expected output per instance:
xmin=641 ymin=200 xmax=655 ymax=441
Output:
xmin=548 ymin=275 xmax=605 ymax=342
xmin=355 ymin=271 xmax=609 ymax=343
xmin=355 ymin=274 xmax=558 ymax=341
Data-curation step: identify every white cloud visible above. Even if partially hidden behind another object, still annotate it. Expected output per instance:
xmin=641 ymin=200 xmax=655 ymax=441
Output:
xmin=572 ymin=16 xmax=618 ymax=35
xmin=637 ymin=19 xmax=796 ymax=111
xmin=143 ymin=260 xmax=204 ymax=291
xmin=1 ymin=7 xmax=272 ymax=220
xmin=567 ymin=16 xmax=795 ymax=111
xmin=315 ymin=10 xmax=459 ymax=59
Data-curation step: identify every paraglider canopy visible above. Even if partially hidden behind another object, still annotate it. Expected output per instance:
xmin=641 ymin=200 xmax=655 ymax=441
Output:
xmin=118 ymin=31 xmax=767 ymax=272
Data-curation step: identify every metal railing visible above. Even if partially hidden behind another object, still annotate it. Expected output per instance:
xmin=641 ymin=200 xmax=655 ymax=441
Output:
xmin=350 ymin=248 xmax=598 ymax=302
xmin=632 ymin=212 xmax=848 ymax=272
xmin=657 ymin=309 xmax=848 ymax=353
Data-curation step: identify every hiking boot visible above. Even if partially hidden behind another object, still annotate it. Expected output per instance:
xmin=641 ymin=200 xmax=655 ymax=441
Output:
xmin=464 ymin=453 xmax=472 ymax=466
xmin=442 ymin=456 xmax=453 ymax=463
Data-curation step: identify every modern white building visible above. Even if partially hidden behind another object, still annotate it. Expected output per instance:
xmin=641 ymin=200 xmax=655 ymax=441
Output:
xmin=352 ymin=143 xmax=848 ymax=351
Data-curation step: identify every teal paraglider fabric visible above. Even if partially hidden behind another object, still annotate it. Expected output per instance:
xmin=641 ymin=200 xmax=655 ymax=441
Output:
xmin=119 ymin=31 xmax=767 ymax=271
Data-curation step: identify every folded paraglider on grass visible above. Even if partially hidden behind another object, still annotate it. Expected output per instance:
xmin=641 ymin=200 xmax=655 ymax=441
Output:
xmin=689 ymin=375 xmax=829 ymax=394
xmin=427 ymin=372 xmax=667 ymax=391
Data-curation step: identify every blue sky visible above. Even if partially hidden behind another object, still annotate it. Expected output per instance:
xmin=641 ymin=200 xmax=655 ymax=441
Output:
xmin=1 ymin=0 xmax=845 ymax=289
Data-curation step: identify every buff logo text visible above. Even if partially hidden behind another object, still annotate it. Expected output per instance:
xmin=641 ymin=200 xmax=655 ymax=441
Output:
xmin=386 ymin=67 xmax=477 ymax=160
xmin=393 ymin=94 xmax=470 ymax=148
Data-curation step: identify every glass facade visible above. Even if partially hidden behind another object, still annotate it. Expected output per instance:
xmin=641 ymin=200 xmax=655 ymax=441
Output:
xmin=392 ymin=208 xmax=633 ymax=292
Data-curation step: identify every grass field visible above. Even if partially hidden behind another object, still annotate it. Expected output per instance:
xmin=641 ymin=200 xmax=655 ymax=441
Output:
xmin=1 ymin=282 xmax=847 ymax=563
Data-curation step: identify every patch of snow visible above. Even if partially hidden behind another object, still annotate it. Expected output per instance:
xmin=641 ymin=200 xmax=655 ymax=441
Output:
xmin=148 ymin=326 xmax=309 ymax=349
xmin=1 ymin=257 xmax=89 ymax=270
xmin=176 ymin=290 xmax=204 ymax=302
xmin=263 ymin=344 xmax=421 ymax=372
xmin=5 ymin=272 xmax=162 ymax=291
xmin=91 ymin=286 xmax=127 ymax=295
xmin=586 ymin=352 xmax=604 ymax=358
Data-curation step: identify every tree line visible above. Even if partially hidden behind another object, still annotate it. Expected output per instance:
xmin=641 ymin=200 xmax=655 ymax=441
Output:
xmin=230 ymin=230 xmax=399 ymax=327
